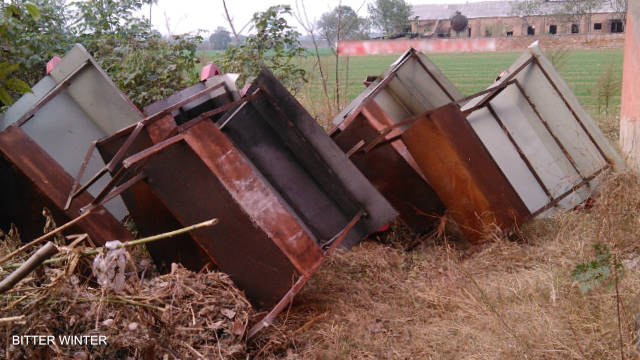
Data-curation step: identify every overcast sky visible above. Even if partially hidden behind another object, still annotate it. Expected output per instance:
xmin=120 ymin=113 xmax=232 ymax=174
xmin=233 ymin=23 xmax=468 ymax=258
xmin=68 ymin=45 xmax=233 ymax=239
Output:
xmin=148 ymin=0 xmax=504 ymax=36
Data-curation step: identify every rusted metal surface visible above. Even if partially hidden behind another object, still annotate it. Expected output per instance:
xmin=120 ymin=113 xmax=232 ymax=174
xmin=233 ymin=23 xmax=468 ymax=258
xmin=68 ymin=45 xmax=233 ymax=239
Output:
xmin=0 ymin=125 xmax=132 ymax=245
xmin=1 ymin=44 xmax=143 ymax=221
xmin=0 ymin=44 xmax=139 ymax=244
xmin=330 ymin=48 xmax=461 ymax=232
xmin=333 ymin=103 xmax=445 ymax=231
xmin=402 ymin=104 xmax=531 ymax=243
xmin=90 ymin=76 xmax=241 ymax=272
xmin=96 ymin=127 xmax=211 ymax=272
xmin=394 ymin=43 xmax=623 ymax=241
xmin=121 ymin=120 xmax=323 ymax=308
xmin=88 ymin=70 xmax=395 ymax=312
xmin=221 ymin=70 xmax=396 ymax=247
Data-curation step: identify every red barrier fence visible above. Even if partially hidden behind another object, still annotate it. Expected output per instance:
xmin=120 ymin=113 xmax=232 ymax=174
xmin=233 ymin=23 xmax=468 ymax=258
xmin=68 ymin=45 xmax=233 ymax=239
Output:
xmin=338 ymin=33 xmax=625 ymax=56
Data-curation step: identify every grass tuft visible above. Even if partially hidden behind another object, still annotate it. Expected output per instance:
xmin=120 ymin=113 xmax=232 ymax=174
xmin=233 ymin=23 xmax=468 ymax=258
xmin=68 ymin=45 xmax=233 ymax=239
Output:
xmin=250 ymin=172 xmax=640 ymax=359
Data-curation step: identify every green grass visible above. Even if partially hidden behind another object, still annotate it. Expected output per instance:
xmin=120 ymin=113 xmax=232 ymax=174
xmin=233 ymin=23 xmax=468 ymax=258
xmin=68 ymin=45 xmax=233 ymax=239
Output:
xmin=199 ymin=48 xmax=624 ymax=132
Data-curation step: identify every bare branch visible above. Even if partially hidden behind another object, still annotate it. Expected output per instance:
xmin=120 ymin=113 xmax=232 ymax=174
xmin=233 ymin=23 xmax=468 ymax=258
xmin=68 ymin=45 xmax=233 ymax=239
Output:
xmin=294 ymin=0 xmax=332 ymax=113
xmin=222 ymin=0 xmax=240 ymax=43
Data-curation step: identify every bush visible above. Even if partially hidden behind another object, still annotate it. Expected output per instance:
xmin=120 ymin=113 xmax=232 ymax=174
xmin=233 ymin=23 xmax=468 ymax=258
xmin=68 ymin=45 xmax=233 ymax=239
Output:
xmin=0 ymin=0 xmax=202 ymax=109
xmin=217 ymin=5 xmax=307 ymax=94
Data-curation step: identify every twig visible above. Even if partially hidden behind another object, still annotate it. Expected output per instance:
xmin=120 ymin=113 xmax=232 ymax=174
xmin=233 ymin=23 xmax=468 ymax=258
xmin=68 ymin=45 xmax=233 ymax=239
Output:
xmin=181 ymin=340 xmax=205 ymax=359
xmin=76 ymin=297 xmax=163 ymax=311
xmin=222 ymin=0 xmax=240 ymax=43
xmin=0 ymin=315 xmax=24 ymax=324
xmin=293 ymin=0 xmax=332 ymax=113
xmin=213 ymin=329 xmax=224 ymax=360
xmin=0 ymin=211 xmax=91 ymax=266
xmin=3 ymin=219 xmax=219 ymax=270
xmin=292 ymin=312 xmax=327 ymax=335
xmin=0 ymin=242 xmax=58 ymax=294
xmin=614 ymin=262 xmax=625 ymax=360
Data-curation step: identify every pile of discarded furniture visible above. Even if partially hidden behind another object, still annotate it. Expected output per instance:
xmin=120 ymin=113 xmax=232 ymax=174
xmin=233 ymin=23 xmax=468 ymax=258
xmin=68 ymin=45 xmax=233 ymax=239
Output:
xmin=0 ymin=41 xmax=624 ymax=336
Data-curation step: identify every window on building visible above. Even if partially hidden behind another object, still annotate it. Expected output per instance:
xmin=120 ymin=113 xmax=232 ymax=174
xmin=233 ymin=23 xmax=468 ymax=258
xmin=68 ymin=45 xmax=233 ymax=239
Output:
xmin=506 ymin=31 xmax=513 ymax=37
xmin=594 ymin=23 xmax=602 ymax=30
xmin=571 ymin=24 xmax=579 ymax=33
xmin=527 ymin=26 xmax=535 ymax=36
xmin=549 ymin=25 xmax=557 ymax=34
xmin=610 ymin=20 xmax=624 ymax=33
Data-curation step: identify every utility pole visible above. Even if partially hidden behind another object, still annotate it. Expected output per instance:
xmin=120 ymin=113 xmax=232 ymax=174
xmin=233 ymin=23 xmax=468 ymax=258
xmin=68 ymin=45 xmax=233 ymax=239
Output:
xmin=620 ymin=0 xmax=640 ymax=170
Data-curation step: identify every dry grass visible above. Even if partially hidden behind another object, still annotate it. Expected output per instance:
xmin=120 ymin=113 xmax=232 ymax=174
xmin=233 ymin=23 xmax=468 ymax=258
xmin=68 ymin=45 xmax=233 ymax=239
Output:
xmin=0 ymin=256 xmax=252 ymax=359
xmin=1 ymin=173 xmax=638 ymax=360
xmin=250 ymin=172 xmax=640 ymax=359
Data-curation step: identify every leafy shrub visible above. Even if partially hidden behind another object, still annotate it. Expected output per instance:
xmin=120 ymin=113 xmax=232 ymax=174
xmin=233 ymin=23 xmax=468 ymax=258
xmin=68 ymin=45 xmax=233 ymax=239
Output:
xmin=0 ymin=0 xmax=71 ymax=105
xmin=217 ymin=5 xmax=307 ymax=93
xmin=1 ymin=0 xmax=202 ymax=109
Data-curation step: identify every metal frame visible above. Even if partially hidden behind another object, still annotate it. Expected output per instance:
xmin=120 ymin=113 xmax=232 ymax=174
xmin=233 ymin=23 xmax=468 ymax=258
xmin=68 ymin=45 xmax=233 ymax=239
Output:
xmin=0 ymin=44 xmax=140 ymax=244
xmin=64 ymin=70 xmax=395 ymax=337
xmin=364 ymin=51 xmax=618 ymax=242
xmin=14 ymin=61 xmax=91 ymax=127
xmin=332 ymin=47 xmax=462 ymax=131
xmin=462 ymin=57 xmax=612 ymax=217
xmin=64 ymin=82 xmax=250 ymax=210
xmin=70 ymin=91 xmax=257 ymax=214
xmin=330 ymin=48 xmax=462 ymax=233
xmin=117 ymin=126 xmax=368 ymax=336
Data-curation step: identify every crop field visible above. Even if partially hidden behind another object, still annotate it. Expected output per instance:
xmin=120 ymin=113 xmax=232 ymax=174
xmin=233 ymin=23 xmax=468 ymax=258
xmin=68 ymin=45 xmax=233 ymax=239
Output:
xmin=202 ymin=48 xmax=624 ymax=137
xmin=305 ymin=49 xmax=622 ymax=127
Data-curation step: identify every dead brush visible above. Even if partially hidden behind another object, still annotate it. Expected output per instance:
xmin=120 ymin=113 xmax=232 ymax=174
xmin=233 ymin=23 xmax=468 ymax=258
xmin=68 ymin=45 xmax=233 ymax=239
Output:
xmin=0 ymin=220 xmax=253 ymax=359
xmin=248 ymin=172 xmax=640 ymax=359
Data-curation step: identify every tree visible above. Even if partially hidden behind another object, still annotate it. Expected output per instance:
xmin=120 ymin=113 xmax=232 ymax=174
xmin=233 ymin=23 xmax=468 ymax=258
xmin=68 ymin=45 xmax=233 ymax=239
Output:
xmin=510 ymin=0 xmax=543 ymax=17
xmin=608 ymin=0 xmax=628 ymax=24
xmin=1 ymin=0 xmax=72 ymax=105
xmin=218 ymin=5 xmax=307 ymax=93
xmin=368 ymin=0 xmax=412 ymax=37
xmin=72 ymin=0 xmax=201 ymax=108
xmin=317 ymin=5 xmax=368 ymax=48
xmin=0 ymin=1 xmax=43 ymax=105
xmin=558 ymin=0 xmax=605 ymax=32
xmin=209 ymin=26 xmax=231 ymax=50
xmin=0 ymin=0 xmax=202 ymax=109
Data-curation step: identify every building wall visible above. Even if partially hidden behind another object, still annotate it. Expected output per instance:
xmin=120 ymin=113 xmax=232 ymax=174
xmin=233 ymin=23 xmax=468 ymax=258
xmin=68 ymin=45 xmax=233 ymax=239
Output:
xmin=412 ymin=12 xmax=626 ymax=38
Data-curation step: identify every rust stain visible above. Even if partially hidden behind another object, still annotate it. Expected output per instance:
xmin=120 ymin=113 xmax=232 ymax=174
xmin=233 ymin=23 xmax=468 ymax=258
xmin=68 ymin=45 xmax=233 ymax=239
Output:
xmin=183 ymin=121 xmax=324 ymax=276
xmin=402 ymin=104 xmax=531 ymax=242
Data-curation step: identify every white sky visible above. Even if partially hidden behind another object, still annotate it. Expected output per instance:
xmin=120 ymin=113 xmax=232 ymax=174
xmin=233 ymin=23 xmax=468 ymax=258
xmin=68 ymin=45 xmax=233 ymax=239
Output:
xmin=149 ymin=0 xmax=505 ymax=36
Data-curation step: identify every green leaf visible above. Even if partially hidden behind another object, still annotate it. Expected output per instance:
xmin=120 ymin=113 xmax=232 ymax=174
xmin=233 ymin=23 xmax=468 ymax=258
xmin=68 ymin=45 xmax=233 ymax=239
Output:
xmin=25 ymin=3 xmax=41 ymax=20
xmin=0 ymin=62 xmax=20 ymax=80
xmin=5 ymin=5 xmax=19 ymax=18
xmin=0 ymin=88 xmax=14 ymax=106
xmin=5 ymin=78 xmax=32 ymax=94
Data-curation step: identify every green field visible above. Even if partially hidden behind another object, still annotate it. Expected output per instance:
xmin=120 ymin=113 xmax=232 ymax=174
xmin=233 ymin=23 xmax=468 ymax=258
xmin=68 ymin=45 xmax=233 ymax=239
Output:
xmin=201 ymin=48 xmax=624 ymax=137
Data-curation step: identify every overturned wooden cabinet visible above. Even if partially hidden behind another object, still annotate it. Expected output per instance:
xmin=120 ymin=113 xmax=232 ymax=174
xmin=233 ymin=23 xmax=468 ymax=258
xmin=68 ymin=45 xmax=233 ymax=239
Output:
xmin=0 ymin=44 xmax=137 ymax=244
xmin=93 ymin=74 xmax=241 ymax=271
xmin=330 ymin=48 xmax=464 ymax=233
xmin=86 ymin=70 xmax=396 ymax=310
xmin=402 ymin=43 xmax=625 ymax=242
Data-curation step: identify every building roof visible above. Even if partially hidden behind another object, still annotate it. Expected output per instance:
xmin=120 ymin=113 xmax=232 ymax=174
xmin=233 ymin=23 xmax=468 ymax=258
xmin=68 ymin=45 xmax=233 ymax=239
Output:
xmin=412 ymin=1 xmax=618 ymax=20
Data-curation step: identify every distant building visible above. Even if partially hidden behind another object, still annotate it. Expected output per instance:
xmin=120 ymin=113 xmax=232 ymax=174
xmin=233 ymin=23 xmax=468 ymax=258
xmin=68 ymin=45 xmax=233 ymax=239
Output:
xmin=410 ymin=1 xmax=625 ymax=38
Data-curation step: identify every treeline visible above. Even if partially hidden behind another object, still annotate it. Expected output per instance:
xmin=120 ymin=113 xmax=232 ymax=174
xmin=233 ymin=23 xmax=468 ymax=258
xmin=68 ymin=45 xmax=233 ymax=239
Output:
xmin=206 ymin=0 xmax=413 ymax=51
xmin=0 ymin=0 xmax=202 ymax=108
